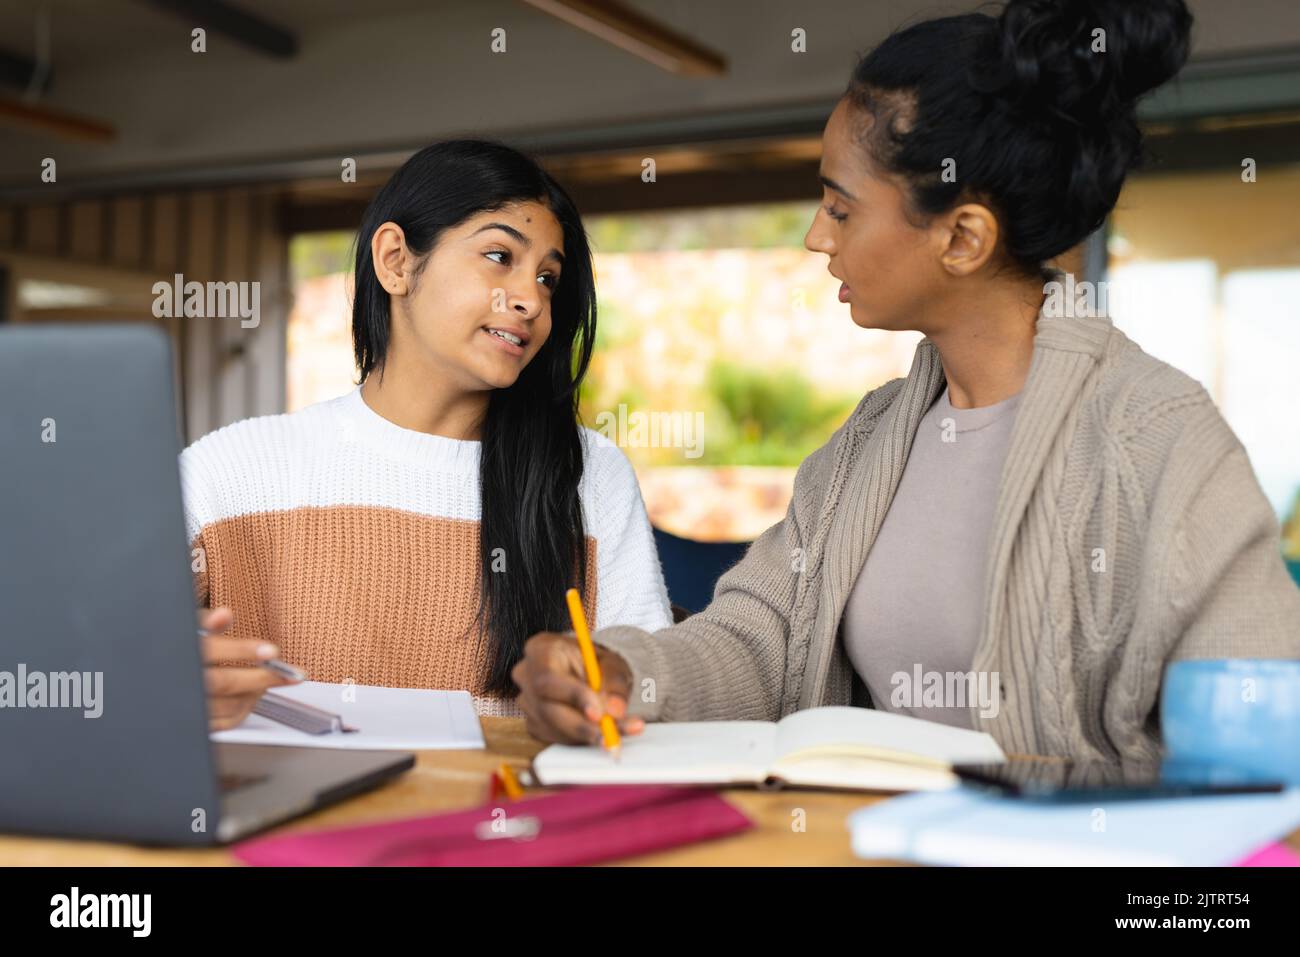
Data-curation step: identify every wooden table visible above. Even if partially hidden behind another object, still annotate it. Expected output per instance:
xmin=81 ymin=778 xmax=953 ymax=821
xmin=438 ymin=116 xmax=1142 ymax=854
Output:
xmin=3 ymin=718 xmax=1297 ymax=866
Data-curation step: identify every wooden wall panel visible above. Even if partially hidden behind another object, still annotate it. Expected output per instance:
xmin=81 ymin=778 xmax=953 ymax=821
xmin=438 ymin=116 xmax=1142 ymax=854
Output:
xmin=24 ymin=204 xmax=59 ymax=255
xmin=147 ymin=193 xmax=185 ymax=433
xmin=215 ymin=187 xmax=251 ymax=430
xmin=150 ymin=193 xmax=182 ymax=275
xmin=182 ymin=190 xmax=219 ymax=445
xmin=110 ymin=196 xmax=144 ymax=270
xmin=1 ymin=183 xmax=292 ymax=445
xmin=254 ymin=191 xmax=289 ymax=418
xmin=69 ymin=201 xmax=103 ymax=261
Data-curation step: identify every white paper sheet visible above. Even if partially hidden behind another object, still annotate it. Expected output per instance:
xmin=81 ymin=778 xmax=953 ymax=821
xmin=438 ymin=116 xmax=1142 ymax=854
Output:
xmin=210 ymin=681 xmax=485 ymax=750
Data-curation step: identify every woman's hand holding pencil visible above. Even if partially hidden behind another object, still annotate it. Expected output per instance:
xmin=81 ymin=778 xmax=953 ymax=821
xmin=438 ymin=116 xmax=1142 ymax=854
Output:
xmin=513 ymin=590 xmax=645 ymax=747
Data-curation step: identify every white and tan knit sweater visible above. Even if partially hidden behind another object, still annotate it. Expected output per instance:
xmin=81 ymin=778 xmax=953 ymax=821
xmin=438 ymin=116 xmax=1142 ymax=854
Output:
xmin=179 ymin=385 xmax=672 ymax=716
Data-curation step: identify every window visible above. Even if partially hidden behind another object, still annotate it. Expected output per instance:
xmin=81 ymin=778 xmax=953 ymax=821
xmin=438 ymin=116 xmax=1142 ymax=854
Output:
xmin=1106 ymin=166 xmax=1300 ymax=545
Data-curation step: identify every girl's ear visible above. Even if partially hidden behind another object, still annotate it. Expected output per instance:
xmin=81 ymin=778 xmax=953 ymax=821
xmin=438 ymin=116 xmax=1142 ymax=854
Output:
xmin=371 ymin=222 xmax=411 ymax=295
xmin=937 ymin=203 xmax=999 ymax=277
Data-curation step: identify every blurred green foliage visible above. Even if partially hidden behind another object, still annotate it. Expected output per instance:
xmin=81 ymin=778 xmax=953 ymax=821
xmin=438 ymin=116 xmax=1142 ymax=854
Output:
xmin=586 ymin=202 xmax=818 ymax=254
xmin=700 ymin=362 xmax=857 ymax=465
xmin=290 ymin=232 xmax=356 ymax=283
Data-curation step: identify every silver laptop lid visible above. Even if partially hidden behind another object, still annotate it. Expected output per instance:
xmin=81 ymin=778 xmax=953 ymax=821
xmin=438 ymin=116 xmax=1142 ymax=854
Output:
xmin=0 ymin=323 xmax=222 ymax=844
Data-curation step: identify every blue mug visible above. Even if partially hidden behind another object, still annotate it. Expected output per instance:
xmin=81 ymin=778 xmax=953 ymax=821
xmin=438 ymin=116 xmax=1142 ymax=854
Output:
xmin=1161 ymin=659 xmax=1300 ymax=786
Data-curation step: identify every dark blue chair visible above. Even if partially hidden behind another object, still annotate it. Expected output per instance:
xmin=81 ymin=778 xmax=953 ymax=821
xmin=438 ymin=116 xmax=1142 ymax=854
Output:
xmin=652 ymin=526 xmax=752 ymax=619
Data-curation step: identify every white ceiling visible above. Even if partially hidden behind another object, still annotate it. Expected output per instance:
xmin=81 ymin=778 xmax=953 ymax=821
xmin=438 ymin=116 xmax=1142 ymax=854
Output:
xmin=1 ymin=0 xmax=1298 ymax=188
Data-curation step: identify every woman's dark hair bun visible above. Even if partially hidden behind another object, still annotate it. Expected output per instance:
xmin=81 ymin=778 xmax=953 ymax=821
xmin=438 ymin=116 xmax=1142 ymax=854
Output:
xmin=981 ymin=0 xmax=1193 ymax=128
xmin=844 ymin=0 xmax=1193 ymax=278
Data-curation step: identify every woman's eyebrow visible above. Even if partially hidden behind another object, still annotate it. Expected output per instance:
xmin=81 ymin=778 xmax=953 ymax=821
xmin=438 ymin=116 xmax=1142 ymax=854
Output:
xmin=819 ymin=174 xmax=857 ymax=202
xmin=471 ymin=222 xmax=563 ymax=264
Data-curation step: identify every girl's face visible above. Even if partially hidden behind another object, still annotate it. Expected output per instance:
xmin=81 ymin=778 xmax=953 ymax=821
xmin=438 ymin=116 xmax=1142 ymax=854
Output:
xmin=383 ymin=200 xmax=565 ymax=391
xmin=803 ymin=98 xmax=948 ymax=333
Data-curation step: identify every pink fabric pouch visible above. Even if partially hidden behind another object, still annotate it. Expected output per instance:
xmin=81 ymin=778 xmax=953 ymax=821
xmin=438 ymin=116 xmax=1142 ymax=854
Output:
xmin=232 ymin=785 xmax=753 ymax=866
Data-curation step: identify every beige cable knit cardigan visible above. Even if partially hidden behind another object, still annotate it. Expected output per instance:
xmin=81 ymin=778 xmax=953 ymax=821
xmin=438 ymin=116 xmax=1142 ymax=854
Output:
xmin=593 ymin=311 xmax=1300 ymax=761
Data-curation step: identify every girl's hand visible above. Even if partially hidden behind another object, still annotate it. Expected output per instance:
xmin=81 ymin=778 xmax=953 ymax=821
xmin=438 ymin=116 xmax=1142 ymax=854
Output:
xmin=198 ymin=606 xmax=300 ymax=731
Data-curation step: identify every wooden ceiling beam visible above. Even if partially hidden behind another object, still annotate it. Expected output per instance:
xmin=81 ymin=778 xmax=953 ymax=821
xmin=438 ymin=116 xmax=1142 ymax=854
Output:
xmin=142 ymin=0 xmax=299 ymax=58
xmin=0 ymin=95 xmax=115 ymax=143
xmin=519 ymin=0 xmax=725 ymax=76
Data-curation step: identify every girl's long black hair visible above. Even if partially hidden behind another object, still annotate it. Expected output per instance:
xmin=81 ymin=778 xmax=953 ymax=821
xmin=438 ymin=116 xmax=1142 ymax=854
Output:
xmin=351 ymin=140 xmax=596 ymax=695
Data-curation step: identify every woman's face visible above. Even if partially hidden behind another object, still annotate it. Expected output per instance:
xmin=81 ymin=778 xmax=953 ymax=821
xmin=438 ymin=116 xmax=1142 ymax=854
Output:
xmin=803 ymin=98 xmax=947 ymax=333
xmin=387 ymin=200 xmax=565 ymax=391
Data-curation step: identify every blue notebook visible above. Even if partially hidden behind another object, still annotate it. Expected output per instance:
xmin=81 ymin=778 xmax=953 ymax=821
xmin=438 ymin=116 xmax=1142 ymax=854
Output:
xmin=848 ymin=786 xmax=1300 ymax=866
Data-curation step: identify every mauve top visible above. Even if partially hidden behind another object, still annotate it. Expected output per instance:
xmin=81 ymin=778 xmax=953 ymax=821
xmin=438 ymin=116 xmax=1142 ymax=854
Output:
xmin=841 ymin=384 xmax=1024 ymax=729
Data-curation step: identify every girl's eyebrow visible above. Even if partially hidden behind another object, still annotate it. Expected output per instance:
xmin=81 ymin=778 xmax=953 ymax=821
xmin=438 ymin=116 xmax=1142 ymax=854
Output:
xmin=471 ymin=223 xmax=564 ymax=265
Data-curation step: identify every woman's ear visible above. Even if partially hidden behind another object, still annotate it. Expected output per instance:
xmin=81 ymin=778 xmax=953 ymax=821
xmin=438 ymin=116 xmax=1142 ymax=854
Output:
xmin=371 ymin=222 xmax=411 ymax=296
xmin=938 ymin=203 xmax=999 ymax=277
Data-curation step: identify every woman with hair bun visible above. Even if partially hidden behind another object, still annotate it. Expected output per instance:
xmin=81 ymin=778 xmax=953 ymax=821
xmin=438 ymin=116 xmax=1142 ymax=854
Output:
xmin=515 ymin=0 xmax=1300 ymax=762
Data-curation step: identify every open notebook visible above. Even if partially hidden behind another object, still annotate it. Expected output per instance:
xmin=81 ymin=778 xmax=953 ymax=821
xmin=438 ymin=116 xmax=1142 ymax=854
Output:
xmin=533 ymin=706 xmax=1005 ymax=793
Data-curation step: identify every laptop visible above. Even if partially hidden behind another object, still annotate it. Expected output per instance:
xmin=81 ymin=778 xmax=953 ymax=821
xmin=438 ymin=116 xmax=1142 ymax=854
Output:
xmin=0 ymin=323 xmax=415 ymax=845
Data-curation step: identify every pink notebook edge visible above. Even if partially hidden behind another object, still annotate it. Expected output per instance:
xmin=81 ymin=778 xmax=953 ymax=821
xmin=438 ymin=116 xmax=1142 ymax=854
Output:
xmin=1233 ymin=841 xmax=1300 ymax=867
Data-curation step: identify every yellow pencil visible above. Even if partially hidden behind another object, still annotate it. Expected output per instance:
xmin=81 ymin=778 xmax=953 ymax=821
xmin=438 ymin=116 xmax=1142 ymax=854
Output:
xmin=497 ymin=762 xmax=524 ymax=801
xmin=565 ymin=587 xmax=621 ymax=756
